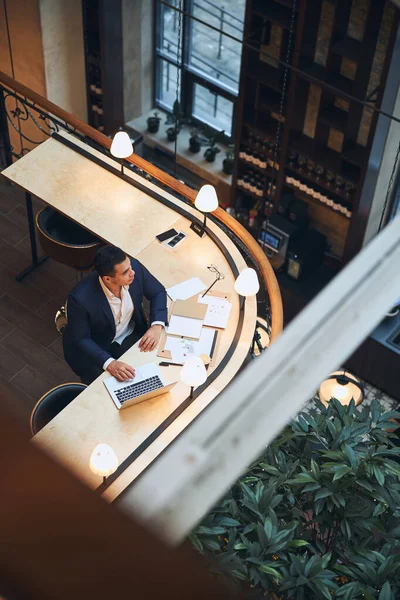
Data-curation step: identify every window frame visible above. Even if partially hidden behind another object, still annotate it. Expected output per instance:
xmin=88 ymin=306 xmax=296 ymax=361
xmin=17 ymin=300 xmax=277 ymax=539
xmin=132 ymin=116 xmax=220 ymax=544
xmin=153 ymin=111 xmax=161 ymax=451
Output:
xmin=154 ymin=0 xmax=242 ymax=142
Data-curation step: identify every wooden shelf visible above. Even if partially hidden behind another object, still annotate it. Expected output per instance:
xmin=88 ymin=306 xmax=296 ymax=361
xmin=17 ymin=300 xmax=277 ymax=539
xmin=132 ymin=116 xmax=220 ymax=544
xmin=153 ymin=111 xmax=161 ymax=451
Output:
xmin=244 ymin=121 xmax=278 ymax=143
xmin=300 ymin=61 xmax=362 ymax=100
xmin=326 ymin=72 xmax=356 ymax=97
xmin=252 ymin=0 xmax=295 ymax=29
xmin=233 ymin=0 xmax=396 ymax=263
xmin=271 ymin=0 xmax=299 ymax=10
xmin=331 ymin=37 xmax=362 ymax=62
xmin=237 ymin=185 xmax=264 ymax=202
xmin=289 ymin=131 xmax=342 ymax=173
xmin=341 ymin=141 xmax=367 ymax=168
xmin=239 ymin=157 xmax=277 ymax=176
xmin=284 ymin=181 xmax=350 ymax=219
xmin=319 ymin=105 xmax=349 ymax=132
xmin=247 ymin=61 xmax=283 ymax=93
xmin=285 ymin=165 xmax=355 ymax=203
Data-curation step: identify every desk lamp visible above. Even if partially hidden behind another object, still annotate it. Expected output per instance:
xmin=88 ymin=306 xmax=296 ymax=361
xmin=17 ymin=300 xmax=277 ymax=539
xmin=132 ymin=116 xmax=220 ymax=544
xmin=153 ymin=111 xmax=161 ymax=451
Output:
xmin=180 ymin=356 xmax=207 ymax=399
xmin=191 ymin=185 xmax=218 ymax=237
xmin=110 ymin=131 xmax=133 ymax=175
xmin=318 ymin=370 xmax=364 ymax=407
xmin=234 ymin=268 xmax=259 ymax=310
xmin=89 ymin=443 xmax=119 ymax=484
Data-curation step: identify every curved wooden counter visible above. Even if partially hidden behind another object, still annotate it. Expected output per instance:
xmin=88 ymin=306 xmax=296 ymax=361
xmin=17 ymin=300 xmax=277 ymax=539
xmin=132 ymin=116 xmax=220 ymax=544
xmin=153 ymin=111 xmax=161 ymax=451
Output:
xmin=0 ymin=70 xmax=283 ymax=341
xmin=2 ymin=131 xmax=257 ymax=500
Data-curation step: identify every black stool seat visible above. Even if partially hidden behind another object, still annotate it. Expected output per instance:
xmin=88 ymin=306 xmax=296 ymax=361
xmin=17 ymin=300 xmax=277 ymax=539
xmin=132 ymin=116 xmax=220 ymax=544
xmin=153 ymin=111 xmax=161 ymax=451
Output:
xmin=36 ymin=207 xmax=102 ymax=271
xmin=30 ymin=383 xmax=87 ymax=435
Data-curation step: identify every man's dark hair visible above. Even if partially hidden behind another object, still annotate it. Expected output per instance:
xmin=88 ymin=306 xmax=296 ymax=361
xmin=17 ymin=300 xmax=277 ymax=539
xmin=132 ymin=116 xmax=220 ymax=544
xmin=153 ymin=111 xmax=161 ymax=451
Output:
xmin=94 ymin=245 xmax=127 ymax=277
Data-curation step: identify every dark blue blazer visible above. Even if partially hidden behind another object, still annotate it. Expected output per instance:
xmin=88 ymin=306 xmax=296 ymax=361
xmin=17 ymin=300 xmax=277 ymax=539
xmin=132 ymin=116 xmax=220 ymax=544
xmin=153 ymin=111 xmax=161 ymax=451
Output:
xmin=63 ymin=258 xmax=167 ymax=376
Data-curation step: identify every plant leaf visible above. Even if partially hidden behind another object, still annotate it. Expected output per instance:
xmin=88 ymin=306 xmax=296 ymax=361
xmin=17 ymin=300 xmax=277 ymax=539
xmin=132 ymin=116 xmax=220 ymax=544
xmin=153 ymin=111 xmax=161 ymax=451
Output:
xmin=188 ymin=533 xmax=204 ymax=553
xmin=196 ymin=526 xmax=226 ymax=535
xmin=219 ymin=517 xmax=241 ymax=527
xmin=288 ymin=539 xmax=309 ymax=548
xmin=333 ymin=466 xmax=352 ymax=481
xmin=258 ymin=565 xmax=283 ymax=580
xmin=379 ymin=581 xmax=393 ymax=600
xmin=233 ymin=542 xmax=247 ymax=550
xmin=311 ymin=458 xmax=320 ymax=479
xmin=264 ymin=517 xmax=273 ymax=539
xmin=315 ymin=488 xmax=332 ymax=500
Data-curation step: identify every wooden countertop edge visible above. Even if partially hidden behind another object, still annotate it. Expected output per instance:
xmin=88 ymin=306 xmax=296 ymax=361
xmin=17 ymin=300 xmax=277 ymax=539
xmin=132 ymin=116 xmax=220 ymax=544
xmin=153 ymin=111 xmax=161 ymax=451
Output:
xmin=0 ymin=70 xmax=283 ymax=340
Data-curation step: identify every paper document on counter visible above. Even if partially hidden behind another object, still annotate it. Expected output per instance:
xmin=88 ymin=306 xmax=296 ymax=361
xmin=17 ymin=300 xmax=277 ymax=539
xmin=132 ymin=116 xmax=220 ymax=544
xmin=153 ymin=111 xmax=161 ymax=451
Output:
xmin=167 ymin=314 xmax=203 ymax=339
xmin=198 ymin=294 xmax=232 ymax=329
xmin=165 ymin=328 xmax=217 ymax=364
xmin=167 ymin=277 xmax=206 ymax=301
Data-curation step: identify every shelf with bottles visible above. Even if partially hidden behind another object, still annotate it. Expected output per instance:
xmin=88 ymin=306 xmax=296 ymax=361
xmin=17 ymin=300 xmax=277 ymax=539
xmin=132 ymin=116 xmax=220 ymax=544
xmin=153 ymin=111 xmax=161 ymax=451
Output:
xmin=284 ymin=175 xmax=352 ymax=219
xmin=235 ymin=193 xmax=274 ymax=236
xmin=243 ymin=121 xmax=280 ymax=147
xmin=286 ymin=133 xmax=360 ymax=201
xmin=238 ymin=143 xmax=280 ymax=174
xmin=285 ymin=163 xmax=357 ymax=205
xmin=237 ymin=170 xmax=266 ymax=199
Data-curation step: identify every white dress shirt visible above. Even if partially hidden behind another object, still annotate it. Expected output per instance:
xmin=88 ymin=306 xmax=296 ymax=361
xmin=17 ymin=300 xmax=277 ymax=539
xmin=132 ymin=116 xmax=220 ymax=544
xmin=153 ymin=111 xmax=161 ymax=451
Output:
xmin=99 ymin=277 xmax=164 ymax=370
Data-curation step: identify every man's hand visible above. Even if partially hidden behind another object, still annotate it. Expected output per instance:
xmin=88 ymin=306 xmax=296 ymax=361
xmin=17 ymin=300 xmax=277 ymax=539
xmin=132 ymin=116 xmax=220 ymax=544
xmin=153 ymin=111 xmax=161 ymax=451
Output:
xmin=107 ymin=360 xmax=136 ymax=382
xmin=138 ymin=324 xmax=163 ymax=352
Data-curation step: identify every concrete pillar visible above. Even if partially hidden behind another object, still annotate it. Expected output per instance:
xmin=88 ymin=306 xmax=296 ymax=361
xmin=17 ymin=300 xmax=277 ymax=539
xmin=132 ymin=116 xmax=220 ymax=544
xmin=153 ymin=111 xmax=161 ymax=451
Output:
xmin=39 ymin=0 xmax=87 ymax=122
xmin=363 ymin=85 xmax=400 ymax=245
xmin=122 ymin=0 xmax=153 ymax=123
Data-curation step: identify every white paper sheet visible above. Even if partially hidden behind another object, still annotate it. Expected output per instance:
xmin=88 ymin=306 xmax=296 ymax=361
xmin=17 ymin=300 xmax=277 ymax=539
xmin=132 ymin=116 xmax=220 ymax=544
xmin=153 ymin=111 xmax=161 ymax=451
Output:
xmin=167 ymin=277 xmax=207 ymax=301
xmin=197 ymin=294 xmax=232 ymax=329
xmin=165 ymin=328 xmax=217 ymax=363
xmin=167 ymin=314 xmax=203 ymax=339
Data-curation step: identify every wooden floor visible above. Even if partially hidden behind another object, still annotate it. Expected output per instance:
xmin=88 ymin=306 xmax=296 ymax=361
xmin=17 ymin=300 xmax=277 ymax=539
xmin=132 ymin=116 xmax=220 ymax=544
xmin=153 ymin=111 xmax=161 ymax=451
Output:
xmin=0 ymin=176 xmax=78 ymax=433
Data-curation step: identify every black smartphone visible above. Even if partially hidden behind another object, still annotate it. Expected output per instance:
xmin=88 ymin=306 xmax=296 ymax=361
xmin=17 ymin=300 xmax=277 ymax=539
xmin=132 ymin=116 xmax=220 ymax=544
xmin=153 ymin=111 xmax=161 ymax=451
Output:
xmin=156 ymin=228 xmax=178 ymax=243
xmin=166 ymin=232 xmax=186 ymax=248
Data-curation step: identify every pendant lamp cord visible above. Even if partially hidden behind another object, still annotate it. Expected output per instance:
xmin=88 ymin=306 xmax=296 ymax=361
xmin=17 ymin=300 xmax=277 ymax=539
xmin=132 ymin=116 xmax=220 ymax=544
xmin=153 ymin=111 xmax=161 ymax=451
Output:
xmin=174 ymin=0 xmax=182 ymax=178
xmin=267 ymin=0 xmax=297 ymax=210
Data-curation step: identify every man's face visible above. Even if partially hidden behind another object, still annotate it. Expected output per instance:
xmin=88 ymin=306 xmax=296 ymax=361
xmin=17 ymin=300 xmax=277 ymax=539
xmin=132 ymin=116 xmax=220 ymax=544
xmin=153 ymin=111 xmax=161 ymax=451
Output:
xmin=104 ymin=256 xmax=135 ymax=287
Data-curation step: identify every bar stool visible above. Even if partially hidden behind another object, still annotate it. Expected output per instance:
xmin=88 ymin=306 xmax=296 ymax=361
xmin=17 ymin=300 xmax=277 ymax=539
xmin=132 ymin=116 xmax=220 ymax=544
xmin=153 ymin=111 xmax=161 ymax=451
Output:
xmin=36 ymin=207 xmax=103 ymax=277
xmin=30 ymin=383 xmax=87 ymax=435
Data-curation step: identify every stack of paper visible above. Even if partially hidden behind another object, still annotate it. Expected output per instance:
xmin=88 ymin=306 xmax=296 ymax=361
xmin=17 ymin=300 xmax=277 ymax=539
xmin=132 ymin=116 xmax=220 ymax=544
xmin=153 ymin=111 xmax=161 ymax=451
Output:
xmin=164 ymin=328 xmax=217 ymax=364
xmin=167 ymin=315 xmax=203 ymax=339
xmin=166 ymin=297 xmax=207 ymax=339
xmin=167 ymin=277 xmax=206 ymax=301
xmin=198 ymin=294 xmax=232 ymax=329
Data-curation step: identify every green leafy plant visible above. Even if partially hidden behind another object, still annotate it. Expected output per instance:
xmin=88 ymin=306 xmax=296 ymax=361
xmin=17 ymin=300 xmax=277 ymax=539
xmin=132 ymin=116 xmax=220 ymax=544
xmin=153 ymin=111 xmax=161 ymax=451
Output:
xmin=190 ymin=399 xmax=400 ymax=599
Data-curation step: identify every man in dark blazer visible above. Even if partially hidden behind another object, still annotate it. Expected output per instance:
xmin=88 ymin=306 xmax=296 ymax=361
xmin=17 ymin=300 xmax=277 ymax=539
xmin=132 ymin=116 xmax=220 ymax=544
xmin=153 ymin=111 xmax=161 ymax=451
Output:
xmin=63 ymin=245 xmax=168 ymax=385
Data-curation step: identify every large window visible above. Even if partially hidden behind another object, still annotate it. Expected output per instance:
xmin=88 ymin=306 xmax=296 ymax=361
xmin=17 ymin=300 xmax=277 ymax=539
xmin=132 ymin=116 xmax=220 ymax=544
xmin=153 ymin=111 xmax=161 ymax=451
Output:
xmin=155 ymin=0 xmax=246 ymax=139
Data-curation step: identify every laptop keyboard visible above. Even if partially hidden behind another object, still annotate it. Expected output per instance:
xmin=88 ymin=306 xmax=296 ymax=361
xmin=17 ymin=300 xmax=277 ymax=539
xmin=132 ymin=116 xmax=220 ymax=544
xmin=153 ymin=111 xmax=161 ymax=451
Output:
xmin=115 ymin=375 xmax=163 ymax=405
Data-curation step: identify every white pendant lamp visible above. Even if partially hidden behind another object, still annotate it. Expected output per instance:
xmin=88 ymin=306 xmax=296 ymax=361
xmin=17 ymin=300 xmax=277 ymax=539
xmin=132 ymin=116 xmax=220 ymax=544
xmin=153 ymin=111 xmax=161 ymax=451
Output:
xmin=89 ymin=443 xmax=119 ymax=483
xmin=110 ymin=131 xmax=133 ymax=174
xmin=234 ymin=268 xmax=260 ymax=310
xmin=193 ymin=185 xmax=219 ymax=233
xmin=180 ymin=355 xmax=207 ymax=398
xmin=318 ymin=370 xmax=364 ymax=407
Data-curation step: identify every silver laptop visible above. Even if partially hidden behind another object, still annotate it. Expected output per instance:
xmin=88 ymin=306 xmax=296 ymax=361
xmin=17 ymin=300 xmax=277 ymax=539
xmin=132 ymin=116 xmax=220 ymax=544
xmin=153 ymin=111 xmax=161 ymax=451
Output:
xmin=104 ymin=362 xmax=177 ymax=410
